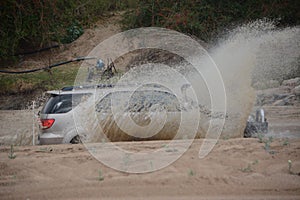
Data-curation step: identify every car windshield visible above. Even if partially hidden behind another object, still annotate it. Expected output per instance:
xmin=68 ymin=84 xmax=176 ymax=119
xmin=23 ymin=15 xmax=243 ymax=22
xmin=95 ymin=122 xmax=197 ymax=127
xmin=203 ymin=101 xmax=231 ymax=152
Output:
xmin=42 ymin=93 xmax=91 ymax=114
xmin=96 ymin=90 xmax=181 ymax=113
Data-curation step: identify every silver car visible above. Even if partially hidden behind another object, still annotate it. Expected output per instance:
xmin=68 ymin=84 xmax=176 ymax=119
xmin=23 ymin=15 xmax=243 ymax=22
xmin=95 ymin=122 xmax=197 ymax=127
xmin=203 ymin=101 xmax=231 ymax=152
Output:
xmin=38 ymin=84 xmax=188 ymax=144
xmin=39 ymin=84 xmax=268 ymax=144
xmin=38 ymin=87 xmax=94 ymax=144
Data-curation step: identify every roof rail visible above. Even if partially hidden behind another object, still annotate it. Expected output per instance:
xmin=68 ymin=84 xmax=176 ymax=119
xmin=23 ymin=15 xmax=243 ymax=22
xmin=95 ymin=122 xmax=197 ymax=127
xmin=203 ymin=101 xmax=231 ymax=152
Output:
xmin=61 ymin=86 xmax=74 ymax=91
xmin=60 ymin=83 xmax=167 ymax=91
xmin=96 ymin=84 xmax=114 ymax=88
xmin=61 ymin=84 xmax=115 ymax=91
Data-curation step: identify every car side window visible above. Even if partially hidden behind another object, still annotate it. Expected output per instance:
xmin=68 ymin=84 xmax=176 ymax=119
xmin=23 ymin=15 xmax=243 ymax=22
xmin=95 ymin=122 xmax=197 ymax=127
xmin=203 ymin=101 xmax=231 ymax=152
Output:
xmin=42 ymin=93 xmax=91 ymax=114
xmin=95 ymin=90 xmax=181 ymax=113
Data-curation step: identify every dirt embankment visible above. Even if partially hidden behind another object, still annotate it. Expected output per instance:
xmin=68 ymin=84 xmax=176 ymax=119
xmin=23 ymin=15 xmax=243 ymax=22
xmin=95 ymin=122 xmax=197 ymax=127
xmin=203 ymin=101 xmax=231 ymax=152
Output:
xmin=0 ymin=14 xmax=122 ymax=110
xmin=6 ymin=15 xmax=122 ymax=71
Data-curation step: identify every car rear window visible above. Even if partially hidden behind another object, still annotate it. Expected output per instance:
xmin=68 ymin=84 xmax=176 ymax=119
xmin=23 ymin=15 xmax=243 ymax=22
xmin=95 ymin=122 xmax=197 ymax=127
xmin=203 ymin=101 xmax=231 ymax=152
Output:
xmin=95 ymin=90 xmax=181 ymax=113
xmin=42 ymin=93 xmax=91 ymax=114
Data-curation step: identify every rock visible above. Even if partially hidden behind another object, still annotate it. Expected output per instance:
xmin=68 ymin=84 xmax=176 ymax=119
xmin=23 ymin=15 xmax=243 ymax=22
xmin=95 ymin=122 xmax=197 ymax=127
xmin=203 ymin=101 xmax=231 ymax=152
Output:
xmin=293 ymin=85 xmax=300 ymax=96
xmin=282 ymin=77 xmax=300 ymax=87
xmin=256 ymin=86 xmax=291 ymax=96
xmin=255 ymin=86 xmax=292 ymax=106
xmin=253 ymin=82 xmax=266 ymax=90
xmin=267 ymin=80 xmax=280 ymax=88
xmin=272 ymin=95 xmax=296 ymax=106
xmin=292 ymin=86 xmax=300 ymax=102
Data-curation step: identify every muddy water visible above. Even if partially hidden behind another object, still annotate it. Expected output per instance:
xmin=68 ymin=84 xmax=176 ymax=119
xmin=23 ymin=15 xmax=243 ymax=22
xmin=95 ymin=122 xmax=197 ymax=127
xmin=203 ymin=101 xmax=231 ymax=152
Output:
xmin=200 ymin=20 xmax=300 ymax=138
xmin=75 ymin=21 xmax=300 ymax=142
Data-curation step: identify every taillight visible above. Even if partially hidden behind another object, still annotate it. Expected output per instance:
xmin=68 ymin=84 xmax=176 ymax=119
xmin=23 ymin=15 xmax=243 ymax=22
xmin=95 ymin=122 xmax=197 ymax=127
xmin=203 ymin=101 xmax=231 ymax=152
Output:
xmin=41 ymin=119 xmax=55 ymax=129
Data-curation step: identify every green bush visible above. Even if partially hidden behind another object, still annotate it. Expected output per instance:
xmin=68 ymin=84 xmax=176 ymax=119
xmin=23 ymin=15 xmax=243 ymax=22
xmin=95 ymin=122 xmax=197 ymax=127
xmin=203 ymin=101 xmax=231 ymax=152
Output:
xmin=122 ymin=0 xmax=300 ymax=42
xmin=1 ymin=0 xmax=299 ymax=60
xmin=0 ymin=0 xmax=137 ymax=60
xmin=61 ymin=21 xmax=84 ymax=44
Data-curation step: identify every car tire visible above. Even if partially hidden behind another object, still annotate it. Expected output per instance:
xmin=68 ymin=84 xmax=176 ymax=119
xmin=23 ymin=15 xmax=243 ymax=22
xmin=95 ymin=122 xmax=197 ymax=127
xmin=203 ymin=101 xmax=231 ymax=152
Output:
xmin=70 ymin=135 xmax=81 ymax=144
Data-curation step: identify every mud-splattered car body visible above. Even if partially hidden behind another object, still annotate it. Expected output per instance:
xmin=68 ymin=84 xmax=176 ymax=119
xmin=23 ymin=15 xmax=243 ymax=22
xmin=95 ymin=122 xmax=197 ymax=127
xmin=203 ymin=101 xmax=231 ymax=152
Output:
xmin=39 ymin=84 xmax=268 ymax=144
xmin=38 ymin=84 xmax=194 ymax=144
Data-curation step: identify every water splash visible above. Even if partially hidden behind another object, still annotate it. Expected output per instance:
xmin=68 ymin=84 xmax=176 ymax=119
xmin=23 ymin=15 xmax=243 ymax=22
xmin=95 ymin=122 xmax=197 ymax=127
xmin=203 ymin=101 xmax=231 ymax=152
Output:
xmin=75 ymin=20 xmax=299 ymax=141
xmin=71 ymin=20 xmax=300 ymax=173
xmin=203 ymin=20 xmax=299 ymax=138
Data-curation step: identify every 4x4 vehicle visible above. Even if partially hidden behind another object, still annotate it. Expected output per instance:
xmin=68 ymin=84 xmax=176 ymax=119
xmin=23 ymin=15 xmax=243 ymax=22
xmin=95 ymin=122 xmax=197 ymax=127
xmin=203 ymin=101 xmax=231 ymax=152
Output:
xmin=38 ymin=84 xmax=185 ymax=144
xmin=38 ymin=87 xmax=93 ymax=144
xmin=39 ymin=85 xmax=268 ymax=144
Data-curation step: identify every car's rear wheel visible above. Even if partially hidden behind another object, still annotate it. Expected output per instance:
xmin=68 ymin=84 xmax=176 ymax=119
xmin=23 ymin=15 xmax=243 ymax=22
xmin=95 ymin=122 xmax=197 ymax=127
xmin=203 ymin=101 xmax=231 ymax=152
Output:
xmin=70 ymin=135 xmax=81 ymax=144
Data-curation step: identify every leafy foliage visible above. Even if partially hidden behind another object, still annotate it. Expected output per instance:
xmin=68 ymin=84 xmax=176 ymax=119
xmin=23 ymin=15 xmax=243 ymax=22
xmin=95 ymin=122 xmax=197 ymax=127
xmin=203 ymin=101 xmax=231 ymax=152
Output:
xmin=1 ymin=0 xmax=299 ymax=60
xmin=122 ymin=0 xmax=300 ymax=42
xmin=61 ymin=21 xmax=84 ymax=44
xmin=0 ymin=0 xmax=138 ymax=59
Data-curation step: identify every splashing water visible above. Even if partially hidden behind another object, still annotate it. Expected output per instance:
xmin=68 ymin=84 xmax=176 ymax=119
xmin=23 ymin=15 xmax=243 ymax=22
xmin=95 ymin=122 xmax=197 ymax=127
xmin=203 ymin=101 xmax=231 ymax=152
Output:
xmin=70 ymin=20 xmax=300 ymax=173
xmin=198 ymin=20 xmax=299 ymax=138
xmin=75 ymin=20 xmax=300 ymax=142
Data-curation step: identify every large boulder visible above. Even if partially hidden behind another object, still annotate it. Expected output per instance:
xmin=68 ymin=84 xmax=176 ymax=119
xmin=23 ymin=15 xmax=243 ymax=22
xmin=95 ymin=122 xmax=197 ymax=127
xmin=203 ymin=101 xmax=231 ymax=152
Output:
xmin=293 ymin=85 xmax=300 ymax=99
xmin=282 ymin=77 xmax=300 ymax=87
xmin=256 ymin=86 xmax=291 ymax=105
xmin=272 ymin=95 xmax=296 ymax=106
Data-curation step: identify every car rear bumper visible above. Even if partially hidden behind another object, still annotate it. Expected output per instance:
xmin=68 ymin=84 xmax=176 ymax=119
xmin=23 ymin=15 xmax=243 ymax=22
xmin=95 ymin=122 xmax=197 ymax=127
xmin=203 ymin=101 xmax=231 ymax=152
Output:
xmin=38 ymin=133 xmax=63 ymax=145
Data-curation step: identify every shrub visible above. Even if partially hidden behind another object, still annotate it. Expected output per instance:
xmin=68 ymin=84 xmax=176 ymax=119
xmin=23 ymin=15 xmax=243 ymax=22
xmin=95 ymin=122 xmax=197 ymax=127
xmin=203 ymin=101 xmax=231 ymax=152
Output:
xmin=0 ymin=0 xmax=137 ymax=60
xmin=122 ymin=0 xmax=300 ymax=42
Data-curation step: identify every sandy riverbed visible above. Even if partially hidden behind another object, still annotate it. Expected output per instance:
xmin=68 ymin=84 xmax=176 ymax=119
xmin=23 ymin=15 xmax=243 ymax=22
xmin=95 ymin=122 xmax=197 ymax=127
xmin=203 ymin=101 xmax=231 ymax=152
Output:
xmin=0 ymin=138 xmax=300 ymax=199
xmin=0 ymin=106 xmax=299 ymax=199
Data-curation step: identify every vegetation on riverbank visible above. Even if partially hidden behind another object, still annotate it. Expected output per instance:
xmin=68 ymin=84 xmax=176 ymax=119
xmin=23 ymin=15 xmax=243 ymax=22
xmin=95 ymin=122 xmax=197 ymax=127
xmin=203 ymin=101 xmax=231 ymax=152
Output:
xmin=0 ymin=0 xmax=299 ymax=95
